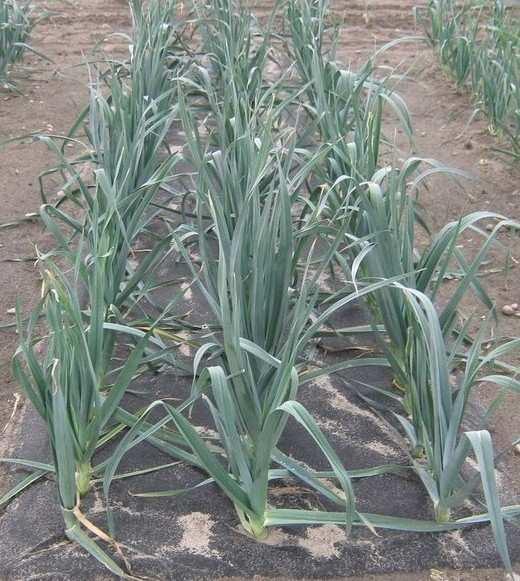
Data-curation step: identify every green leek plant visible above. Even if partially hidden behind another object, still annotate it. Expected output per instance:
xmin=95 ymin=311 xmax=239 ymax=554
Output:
xmin=336 ymin=164 xmax=520 ymax=570
xmin=3 ymin=0 xmax=185 ymax=572
xmin=287 ymin=0 xmax=380 ymax=181
xmin=0 ymin=0 xmax=32 ymax=88
xmin=103 ymin=66 xmax=409 ymax=539
xmin=194 ymin=0 xmax=272 ymax=100
xmin=40 ymin=0 xmax=183 ymax=317
xmin=287 ymin=0 xmax=413 ymax=235
xmin=175 ymin=163 xmax=348 ymax=539
xmin=6 ymin=66 xmax=181 ymax=575
xmin=388 ymin=287 xmax=520 ymax=572
xmin=76 ymin=0 xmax=185 ymax=313
xmin=422 ymin=0 xmax=520 ymax=159
xmin=40 ymin=0 xmax=185 ymax=205
xmin=129 ymin=0 xmax=187 ymax=94
xmin=39 ymin=74 xmax=180 ymax=364
xmin=103 ymin=60 xmax=493 ymax=546
xmin=288 ymin=1 xmax=520 ymax=567
xmin=177 ymin=68 xmax=316 ymax=250
xmin=355 ymin=161 xmax=505 ymax=365
xmin=424 ymin=0 xmax=477 ymax=86
xmin=103 ymin=125 xmax=518 ymax=548
xmin=11 ymin=256 xmax=148 ymax=576
xmin=104 ymin=140 xmax=436 ymax=542
xmin=353 ymin=162 xmax=519 ymax=385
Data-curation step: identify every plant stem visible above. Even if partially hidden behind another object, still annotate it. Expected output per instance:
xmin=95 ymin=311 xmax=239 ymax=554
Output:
xmin=76 ymin=462 xmax=92 ymax=498
xmin=236 ymin=506 xmax=268 ymax=540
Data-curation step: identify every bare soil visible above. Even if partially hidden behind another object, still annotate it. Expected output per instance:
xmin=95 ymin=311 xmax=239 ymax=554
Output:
xmin=0 ymin=0 xmax=519 ymax=579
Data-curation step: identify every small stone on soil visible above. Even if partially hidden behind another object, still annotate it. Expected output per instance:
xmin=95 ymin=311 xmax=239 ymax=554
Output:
xmin=502 ymin=304 xmax=518 ymax=316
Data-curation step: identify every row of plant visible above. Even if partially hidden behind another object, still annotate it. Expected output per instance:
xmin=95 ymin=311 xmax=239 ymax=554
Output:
xmin=422 ymin=0 xmax=520 ymax=158
xmin=0 ymin=0 xmax=42 ymax=90
xmin=4 ymin=0 xmax=187 ymax=573
xmin=2 ymin=0 xmax=520 ymax=578
xmin=289 ymin=0 xmax=520 ymax=565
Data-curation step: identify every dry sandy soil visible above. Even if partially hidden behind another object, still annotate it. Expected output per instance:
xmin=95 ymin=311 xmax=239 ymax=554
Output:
xmin=0 ymin=0 xmax=519 ymax=579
